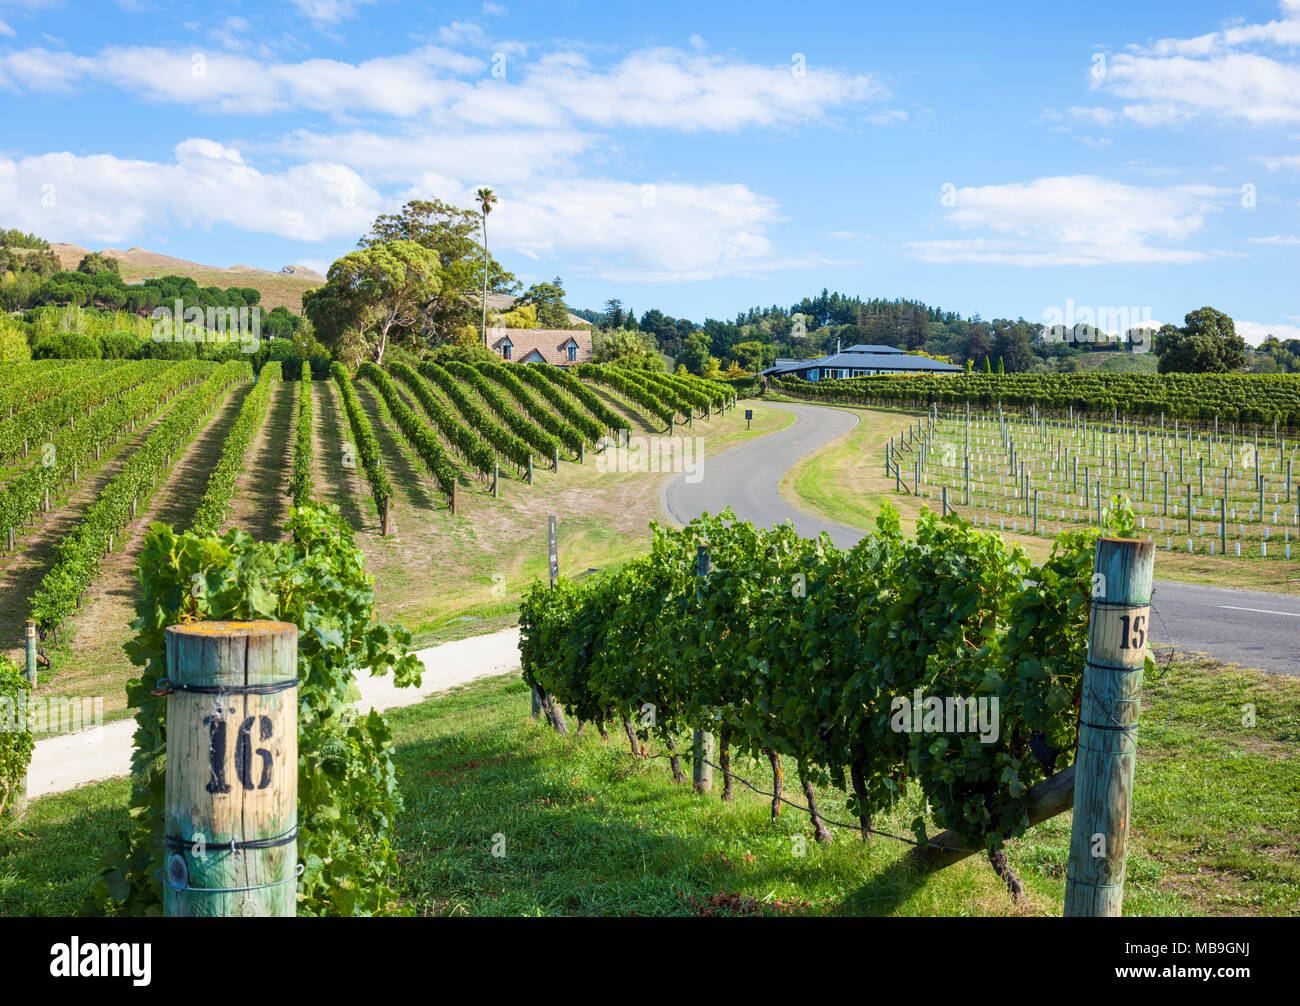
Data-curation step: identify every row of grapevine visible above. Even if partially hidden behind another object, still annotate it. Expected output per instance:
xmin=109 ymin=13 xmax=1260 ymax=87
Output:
xmin=531 ymin=365 xmax=624 ymax=433
xmin=330 ymin=362 xmax=393 ymax=513
xmin=617 ymin=368 xmax=695 ymax=421
xmin=509 ymin=364 xmax=605 ymax=441
xmin=390 ymin=363 xmax=496 ymax=477
xmin=0 ymin=360 xmax=122 ymax=464
xmin=357 ymin=363 xmax=456 ymax=498
xmin=0 ymin=360 xmax=97 ymax=418
xmin=417 ymin=362 xmax=533 ymax=470
xmin=475 ymin=361 xmax=585 ymax=454
xmin=190 ymin=369 xmax=278 ymax=535
xmin=31 ymin=361 xmax=251 ymax=633
xmin=0 ymin=361 xmax=209 ymax=541
xmin=639 ymin=370 xmax=713 ymax=415
xmin=661 ymin=370 xmax=732 ymax=411
xmin=445 ymin=361 xmax=560 ymax=462
xmin=774 ymin=372 xmax=1300 ymax=428
xmin=575 ymin=364 xmax=674 ymax=426
xmin=289 ymin=361 xmax=312 ymax=507
xmin=521 ymin=504 xmax=1131 ymax=855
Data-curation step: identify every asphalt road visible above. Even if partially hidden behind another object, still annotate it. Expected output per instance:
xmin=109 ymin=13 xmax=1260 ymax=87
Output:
xmin=665 ymin=402 xmax=1300 ymax=677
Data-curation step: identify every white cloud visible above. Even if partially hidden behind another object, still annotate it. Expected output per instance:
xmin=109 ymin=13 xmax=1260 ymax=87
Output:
xmin=907 ymin=175 xmax=1228 ymax=265
xmin=490 ymin=179 xmax=793 ymax=281
xmin=1069 ymin=106 xmax=1118 ymax=125
xmin=0 ymin=140 xmax=382 ymax=244
xmin=0 ymin=41 xmax=885 ymax=130
xmin=288 ymin=0 xmax=378 ymax=25
xmin=1093 ymin=3 xmax=1300 ymax=126
xmin=0 ymin=33 xmax=886 ymax=281
xmin=276 ymin=126 xmax=594 ymax=185
xmin=1247 ymin=233 xmax=1300 ymax=243
xmin=1258 ymin=153 xmax=1300 ymax=170
xmin=1237 ymin=319 xmax=1300 ymax=345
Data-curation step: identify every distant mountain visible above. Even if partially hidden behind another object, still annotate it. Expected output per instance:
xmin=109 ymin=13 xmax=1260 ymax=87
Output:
xmin=43 ymin=242 xmax=324 ymax=313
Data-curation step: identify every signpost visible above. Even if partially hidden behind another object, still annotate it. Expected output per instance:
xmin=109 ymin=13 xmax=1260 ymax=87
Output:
xmin=745 ymin=409 xmax=753 ymax=430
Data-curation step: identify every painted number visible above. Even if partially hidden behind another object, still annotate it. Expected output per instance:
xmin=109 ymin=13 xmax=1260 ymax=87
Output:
xmin=204 ymin=711 xmax=274 ymax=794
xmin=1118 ymin=614 xmax=1146 ymax=650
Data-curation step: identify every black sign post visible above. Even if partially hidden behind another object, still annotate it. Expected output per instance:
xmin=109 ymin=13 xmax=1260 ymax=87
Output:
xmin=745 ymin=409 xmax=753 ymax=429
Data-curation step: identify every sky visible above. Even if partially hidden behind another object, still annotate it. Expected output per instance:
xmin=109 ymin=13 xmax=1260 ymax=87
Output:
xmin=1 ymin=0 xmax=1298 ymax=343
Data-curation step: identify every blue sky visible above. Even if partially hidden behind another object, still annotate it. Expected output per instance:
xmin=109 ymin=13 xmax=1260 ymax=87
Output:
xmin=1 ymin=0 xmax=1298 ymax=342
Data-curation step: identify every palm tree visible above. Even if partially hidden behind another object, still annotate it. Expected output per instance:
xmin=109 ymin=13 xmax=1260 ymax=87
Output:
xmin=476 ymin=187 xmax=498 ymax=347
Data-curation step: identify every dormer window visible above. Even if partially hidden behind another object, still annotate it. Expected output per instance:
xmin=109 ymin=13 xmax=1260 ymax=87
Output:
xmin=501 ymin=338 xmax=513 ymax=360
xmin=566 ymin=340 xmax=577 ymax=362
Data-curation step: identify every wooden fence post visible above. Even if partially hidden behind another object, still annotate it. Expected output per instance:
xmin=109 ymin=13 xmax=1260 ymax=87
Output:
xmin=692 ymin=544 xmax=714 ymax=794
xmin=25 ymin=619 xmax=37 ymax=687
xmin=163 ymin=620 xmax=299 ymax=917
xmin=380 ymin=495 xmax=391 ymax=536
xmin=1064 ymin=537 xmax=1155 ymax=917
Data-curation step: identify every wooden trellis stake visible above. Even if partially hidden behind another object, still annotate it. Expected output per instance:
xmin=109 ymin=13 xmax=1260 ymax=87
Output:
xmin=163 ymin=621 xmax=299 ymax=917
xmin=1064 ymin=537 xmax=1155 ymax=917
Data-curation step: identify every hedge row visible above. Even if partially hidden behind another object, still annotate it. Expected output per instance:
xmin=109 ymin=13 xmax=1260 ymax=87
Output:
xmin=31 ymin=361 xmax=250 ymax=632
xmin=191 ymin=367 xmax=278 ymax=535
xmin=417 ymin=362 xmax=532 ymax=470
xmin=531 ymin=365 xmax=624 ymax=433
xmin=446 ymin=361 xmax=560 ymax=463
xmin=0 ymin=361 xmax=206 ymax=535
xmin=289 ymin=360 xmax=312 ymax=507
xmin=357 ymin=362 xmax=456 ymax=498
xmin=330 ymin=362 xmax=392 ymax=514
xmin=476 ymin=361 xmax=585 ymax=454
xmin=389 ymin=362 xmax=496 ymax=477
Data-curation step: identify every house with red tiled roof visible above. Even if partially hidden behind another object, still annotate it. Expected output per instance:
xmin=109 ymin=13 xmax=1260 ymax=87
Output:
xmin=487 ymin=327 xmax=592 ymax=367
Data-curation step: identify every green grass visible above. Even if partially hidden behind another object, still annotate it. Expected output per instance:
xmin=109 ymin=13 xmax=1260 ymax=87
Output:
xmin=1073 ymin=351 xmax=1159 ymax=374
xmin=5 ymin=653 xmax=1295 ymax=916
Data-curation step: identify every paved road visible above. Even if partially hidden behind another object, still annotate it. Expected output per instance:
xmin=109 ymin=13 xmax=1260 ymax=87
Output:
xmin=28 ymin=628 xmax=523 ymax=798
xmin=665 ymin=402 xmax=1300 ymax=677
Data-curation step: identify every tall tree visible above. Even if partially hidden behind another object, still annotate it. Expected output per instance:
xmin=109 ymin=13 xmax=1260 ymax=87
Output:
xmin=359 ymin=198 xmax=516 ymax=344
xmin=476 ymin=187 xmax=498 ymax=346
xmin=1155 ymin=307 xmax=1246 ymax=374
xmin=304 ymin=241 xmax=441 ymax=365
xmin=519 ymin=277 xmax=570 ymax=328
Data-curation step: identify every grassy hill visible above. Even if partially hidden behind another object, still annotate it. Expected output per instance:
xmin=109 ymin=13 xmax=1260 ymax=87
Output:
xmin=1072 ymin=350 xmax=1159 ymax=374
xmin=46 ymin=242 xmax=323 ymax=314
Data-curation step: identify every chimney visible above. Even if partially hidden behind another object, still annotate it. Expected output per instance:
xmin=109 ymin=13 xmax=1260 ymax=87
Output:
xmin=836 ymin=338 xmax=841 ymax=354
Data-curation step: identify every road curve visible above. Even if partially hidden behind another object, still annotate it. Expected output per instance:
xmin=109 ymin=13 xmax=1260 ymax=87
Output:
xmin=665 ymin=402 xmax=1300 ymax=677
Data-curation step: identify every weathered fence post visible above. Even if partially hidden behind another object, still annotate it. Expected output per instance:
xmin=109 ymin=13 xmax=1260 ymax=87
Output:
xmin=532 ymin=518 xmax=567 ymax=731
xmin=25 ymin=619 xmax=37 ymax=687
xmin=449 ymin=479 xmax=458 ymax=516
xmin=692 ymin=544 xmax=713 ymax=794
xmin=492 ymin=462 xmax=499 ymax=498
xmin=163 ymin=620 xmax=299 ymax=917
xmin=1064 ymin=536 xmax=1155 ymax=917
xmin=380 ymin=495 xmax=391 ymax=536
